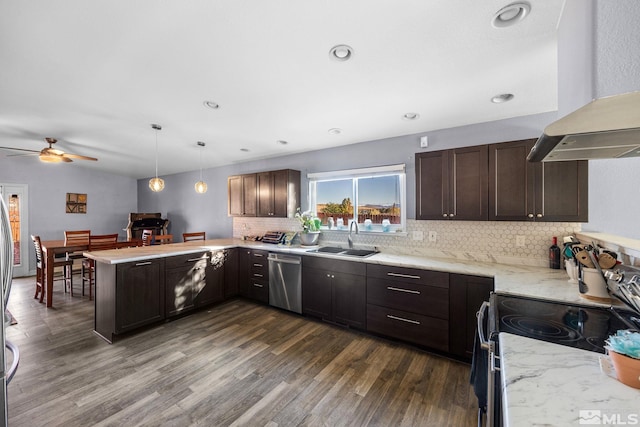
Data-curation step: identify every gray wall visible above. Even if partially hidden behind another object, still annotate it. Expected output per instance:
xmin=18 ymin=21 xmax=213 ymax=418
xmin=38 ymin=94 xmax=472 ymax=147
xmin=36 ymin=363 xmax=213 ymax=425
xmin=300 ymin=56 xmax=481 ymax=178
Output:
xmin=583 ymin=1 xmax=640 ymax=238
xmin=0 ymin=155 xmax=138 ymax=270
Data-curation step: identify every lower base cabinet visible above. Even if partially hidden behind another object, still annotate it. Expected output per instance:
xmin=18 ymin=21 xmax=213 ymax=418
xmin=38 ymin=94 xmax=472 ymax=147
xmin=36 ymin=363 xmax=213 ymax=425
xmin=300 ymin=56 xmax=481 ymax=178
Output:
xmin=240 ymin=248 xmax=269 ymax=304
xmin=449 ymin=273 xmax=494 ymax=361
xmin=116 ymin=259 xmax=165 ymax=333
xmin=302 ymin=257 xmax=366 ymax=329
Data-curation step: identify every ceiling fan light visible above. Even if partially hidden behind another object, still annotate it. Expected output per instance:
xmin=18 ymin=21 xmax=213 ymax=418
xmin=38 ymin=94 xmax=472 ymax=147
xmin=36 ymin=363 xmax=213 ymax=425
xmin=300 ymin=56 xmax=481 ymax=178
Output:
xmin=149 ymin=177 xmax=165 ymax=192
xmin=39 ymin=154 xmax=62 ymax=163
xmin=195 ymin=181 xmax=208 ymax=193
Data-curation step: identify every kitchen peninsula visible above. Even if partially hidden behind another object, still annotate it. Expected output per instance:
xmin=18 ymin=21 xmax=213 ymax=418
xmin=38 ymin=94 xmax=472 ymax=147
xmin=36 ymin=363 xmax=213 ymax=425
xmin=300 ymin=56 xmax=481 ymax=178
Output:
xmin=85 ymin=239 xmax=639 ymax=426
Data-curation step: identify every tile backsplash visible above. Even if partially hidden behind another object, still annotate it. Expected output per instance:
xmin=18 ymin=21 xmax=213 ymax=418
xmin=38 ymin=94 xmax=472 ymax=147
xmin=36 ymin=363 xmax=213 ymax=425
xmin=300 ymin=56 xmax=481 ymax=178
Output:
xmin=233 ymin=217 xmax=581 ymax=267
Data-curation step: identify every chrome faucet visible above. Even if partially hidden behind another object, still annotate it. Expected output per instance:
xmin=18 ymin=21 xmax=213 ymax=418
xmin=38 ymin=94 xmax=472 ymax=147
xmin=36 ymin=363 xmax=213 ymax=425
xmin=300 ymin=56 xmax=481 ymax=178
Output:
xmin=348 ymin=220 xmax=359 ymax=248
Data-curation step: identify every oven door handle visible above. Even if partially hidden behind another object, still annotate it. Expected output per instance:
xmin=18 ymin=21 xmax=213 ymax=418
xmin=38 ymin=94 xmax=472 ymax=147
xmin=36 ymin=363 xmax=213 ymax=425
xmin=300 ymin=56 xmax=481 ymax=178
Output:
xmin=476 ymin=301 xmax=491 ymax=350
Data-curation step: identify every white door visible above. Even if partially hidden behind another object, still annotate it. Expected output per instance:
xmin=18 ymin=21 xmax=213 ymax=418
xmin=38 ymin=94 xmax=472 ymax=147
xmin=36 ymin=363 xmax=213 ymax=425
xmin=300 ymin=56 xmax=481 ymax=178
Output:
xmin=0 ymin=184 xmax=29 ymax=277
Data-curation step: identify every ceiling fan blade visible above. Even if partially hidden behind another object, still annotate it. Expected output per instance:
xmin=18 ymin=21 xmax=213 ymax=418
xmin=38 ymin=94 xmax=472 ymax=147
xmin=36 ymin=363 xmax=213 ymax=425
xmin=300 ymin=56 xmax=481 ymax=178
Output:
xmin=0 ymin=146 xmax=40 ymax=154
xmin=64 ymin=153 xmax=98 ymax=161
xmin=5 ymin=152 xmax=39 ymax=158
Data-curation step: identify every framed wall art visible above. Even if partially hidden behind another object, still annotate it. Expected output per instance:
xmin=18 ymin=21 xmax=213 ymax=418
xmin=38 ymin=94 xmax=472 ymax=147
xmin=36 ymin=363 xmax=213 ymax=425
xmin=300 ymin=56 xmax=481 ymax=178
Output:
xmin=66 ymin=192 xmax=87 ymax=214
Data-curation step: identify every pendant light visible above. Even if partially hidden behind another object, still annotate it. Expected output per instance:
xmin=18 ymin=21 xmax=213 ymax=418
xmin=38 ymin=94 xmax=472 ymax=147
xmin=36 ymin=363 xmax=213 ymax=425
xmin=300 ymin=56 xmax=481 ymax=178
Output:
xmin=194 ymin=141 xmax=208 ymax=193
xmin=149 ymin=124 xmax=165 ymax=192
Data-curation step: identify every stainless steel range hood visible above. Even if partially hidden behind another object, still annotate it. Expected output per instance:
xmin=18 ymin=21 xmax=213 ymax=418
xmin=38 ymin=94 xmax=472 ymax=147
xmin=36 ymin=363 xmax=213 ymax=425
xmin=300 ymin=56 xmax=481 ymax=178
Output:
xmin=527 ymin=91 xmax=640 ymax=162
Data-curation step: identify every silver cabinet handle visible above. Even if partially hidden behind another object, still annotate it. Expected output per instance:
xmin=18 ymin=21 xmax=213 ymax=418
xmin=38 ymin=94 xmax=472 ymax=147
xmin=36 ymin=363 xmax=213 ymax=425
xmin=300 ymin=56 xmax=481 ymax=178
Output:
xmin=442 ymin=213 xmax=448 ymax=218
xmin=528 ymin=213 xmax=534 ymax=218
xmin=253 ymin=283 xmax=263 ymax=288
xmin=135 ymin=261 xmax=152 ymax=266
xmin=253 ymin=263 xmax=263 ymax=267
xmin=387 ymin=314 xmax=420 ymax=325
xmin=253 ymin=273 xmax=263 ymax=278
xmin=253 ymin=253 xmax=264 ymax=257
xmin=387 ymin=272 xmax=421 ymax=280
xmin=387 ymin=286 xmax=420 ymax=295
xmin=536 ymin=213 xmax=543 ymax=218
xmin=187 ymin=257 xmax=206 ymax=262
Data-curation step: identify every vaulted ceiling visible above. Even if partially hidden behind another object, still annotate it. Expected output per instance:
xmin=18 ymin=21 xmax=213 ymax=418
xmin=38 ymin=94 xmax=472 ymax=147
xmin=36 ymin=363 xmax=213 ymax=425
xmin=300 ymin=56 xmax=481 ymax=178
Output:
xmin=0 ymin=1 xmax=566 ymax=178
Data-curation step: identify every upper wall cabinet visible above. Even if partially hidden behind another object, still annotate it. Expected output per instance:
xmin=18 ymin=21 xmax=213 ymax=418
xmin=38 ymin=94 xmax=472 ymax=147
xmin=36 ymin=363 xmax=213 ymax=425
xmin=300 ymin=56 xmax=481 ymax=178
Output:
xmin=229 ymin=169 xmax=300 ymax=218
xmin=416 ymin=146 xmax=488 ymax=220
xmin=228 ymin=173 xmax=257 ymax=217
xmin=488 ymin=139 xmax=588 ymax=222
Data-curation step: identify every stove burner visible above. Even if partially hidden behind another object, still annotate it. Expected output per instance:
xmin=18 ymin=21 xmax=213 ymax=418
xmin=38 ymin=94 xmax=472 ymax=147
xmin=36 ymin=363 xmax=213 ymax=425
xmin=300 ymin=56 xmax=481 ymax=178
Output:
xmin=501 ymin=315 xmax=582 ymax=344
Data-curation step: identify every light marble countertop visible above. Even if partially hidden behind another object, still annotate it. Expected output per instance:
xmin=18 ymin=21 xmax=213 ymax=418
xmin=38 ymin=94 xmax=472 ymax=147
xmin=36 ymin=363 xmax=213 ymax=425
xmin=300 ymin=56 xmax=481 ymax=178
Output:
xmin=86 ymin=238 xmax=592 ymax=305
xmin=500 ymin=333 xmax=639 ymax=427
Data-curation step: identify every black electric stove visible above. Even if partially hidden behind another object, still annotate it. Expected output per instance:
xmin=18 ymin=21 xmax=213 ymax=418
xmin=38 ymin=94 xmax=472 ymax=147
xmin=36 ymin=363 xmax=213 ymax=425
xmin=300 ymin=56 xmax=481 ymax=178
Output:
xmin=490 ymin=293 xmax=640 ymax=354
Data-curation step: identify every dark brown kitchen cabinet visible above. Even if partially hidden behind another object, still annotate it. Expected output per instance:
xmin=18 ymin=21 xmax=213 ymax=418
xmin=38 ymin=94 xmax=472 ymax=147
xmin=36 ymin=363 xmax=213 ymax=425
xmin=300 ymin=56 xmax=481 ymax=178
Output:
xmin=257 ymin=169 xmax=301 ymax=217
xmin=165 ymin=252 xmax=208 ymax=317
xmin=302 ymin=256 xmax=366 ymax=329
xmin=416 ymin=145 xmax=488 ymax=220
xmin=488 ymin=139 xmax=588 ymax=221
xmin=366 ymin=264 xmax=449 ymax=352
xmin=199 ymin=250 xmax=225 ymax=307
xmin=449 ymin=273 xmax=494 ymax=361
xmin=224 ymin=248 xmax=239 ymax=298
xmin=228 ymin=173 xmax=257 ymax=216
xmin=115 ymin=258 xmax=165 ymax=333
xmin=239 ymin=248 xmax=269 ymax=303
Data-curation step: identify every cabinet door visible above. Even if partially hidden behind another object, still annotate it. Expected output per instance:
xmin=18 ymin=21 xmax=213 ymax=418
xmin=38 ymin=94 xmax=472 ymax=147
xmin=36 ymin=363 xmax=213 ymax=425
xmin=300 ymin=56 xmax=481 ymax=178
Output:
xmin=537 ymin=160 xmax=588 ymax=222
xmin=488 ymin=139 xmax=537 ymax=220
xmin=197 ymin=250 xmax=225 ymax=307
xmin=302 ymin=267 xmax=332 ymax=319
xmin=450 ymin=145 xmax=488 ymax=220
xmin=449 ymin=273 xmax=494 ymax=361
xmin=332 ymin=271 xmax=366 ymax=329
xmin=416 ymin=151 xmax=449 ymax=220
xmin=241 ymin=174 xmax=257 ymax=216
xmin=165 ymin=264 xmax=197 ymax=317
xmin=224 ymin=248 xmax=239 ymax=298
xmin=116 ymin=259 xmax=165 ymax=333
xmin=257 ymin=172 xmax=274 ymax=217
xmin=228 ymin=175 xmax=243 ymax=216
xmin=238 ymin=249 xmax=251 ymax=297
xmin=271 ymin=169 xmax=290 ymax=218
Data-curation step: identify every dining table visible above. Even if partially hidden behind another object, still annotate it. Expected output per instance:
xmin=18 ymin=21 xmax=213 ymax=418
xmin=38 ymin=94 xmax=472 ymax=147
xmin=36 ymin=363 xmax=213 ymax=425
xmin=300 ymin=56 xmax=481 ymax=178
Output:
xmin=40 ymin=238 xmax=142 ymax=308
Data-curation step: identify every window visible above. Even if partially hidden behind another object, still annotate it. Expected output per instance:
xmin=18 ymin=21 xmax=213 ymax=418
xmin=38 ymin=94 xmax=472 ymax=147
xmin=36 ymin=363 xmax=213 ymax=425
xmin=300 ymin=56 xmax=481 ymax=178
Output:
xmin=308 ymin=164 xmax=406 ymax=233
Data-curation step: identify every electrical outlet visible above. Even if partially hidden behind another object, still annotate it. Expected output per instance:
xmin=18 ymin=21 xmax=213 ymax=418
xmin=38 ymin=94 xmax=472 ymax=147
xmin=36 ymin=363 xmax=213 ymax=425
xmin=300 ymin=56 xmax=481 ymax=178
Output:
xmin=516 ymin=235 xmax=526 ymax=247
xmin=412 ymin=231 xmax=424 ymax=241
xmin=428 ymin=231 xmax=437 ymax=242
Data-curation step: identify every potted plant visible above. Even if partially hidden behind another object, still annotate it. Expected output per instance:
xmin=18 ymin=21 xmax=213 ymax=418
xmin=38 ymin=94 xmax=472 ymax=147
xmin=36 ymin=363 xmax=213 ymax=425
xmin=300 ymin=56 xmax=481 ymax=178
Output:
xmin=295 ymin=208 xmax=321 ymax=246
xmin=606 ymin=329 xmax=640 ymax=389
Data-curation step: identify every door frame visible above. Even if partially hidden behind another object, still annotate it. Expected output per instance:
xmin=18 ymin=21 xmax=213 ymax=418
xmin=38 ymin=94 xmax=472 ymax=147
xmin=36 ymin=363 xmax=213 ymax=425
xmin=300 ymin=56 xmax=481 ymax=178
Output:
xmin=0 ymin=183 xmax=29 ymax=277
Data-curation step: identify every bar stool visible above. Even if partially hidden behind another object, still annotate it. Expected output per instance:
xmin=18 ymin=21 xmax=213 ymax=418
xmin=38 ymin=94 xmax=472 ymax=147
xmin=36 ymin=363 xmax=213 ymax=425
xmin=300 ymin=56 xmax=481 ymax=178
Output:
xmin=81 ymin=233 xmax=118 ymax=300
xmin=183 ymin=232 xmax=206 ymax=242
xmin=32 ymin=235 xmax=74 ymax=303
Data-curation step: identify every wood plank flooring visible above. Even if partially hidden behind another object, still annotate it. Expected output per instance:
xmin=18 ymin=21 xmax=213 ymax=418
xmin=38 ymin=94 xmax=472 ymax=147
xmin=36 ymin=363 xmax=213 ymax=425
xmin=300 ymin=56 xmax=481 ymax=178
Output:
xmin=6 ymin=276 xmax=478 ymax=426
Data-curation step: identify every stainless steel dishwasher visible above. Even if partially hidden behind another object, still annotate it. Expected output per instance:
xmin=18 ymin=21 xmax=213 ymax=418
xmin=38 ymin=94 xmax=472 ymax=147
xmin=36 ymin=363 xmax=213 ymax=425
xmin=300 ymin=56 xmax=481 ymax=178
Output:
xmin=268 ymin=253 xmax=302 ymax=314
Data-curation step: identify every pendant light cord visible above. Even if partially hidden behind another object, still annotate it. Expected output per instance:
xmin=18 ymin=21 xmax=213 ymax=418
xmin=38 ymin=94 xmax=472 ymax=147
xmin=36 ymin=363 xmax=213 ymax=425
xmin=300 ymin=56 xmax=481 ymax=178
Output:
xmin=155 ymin=128 xmax=159 ymax=179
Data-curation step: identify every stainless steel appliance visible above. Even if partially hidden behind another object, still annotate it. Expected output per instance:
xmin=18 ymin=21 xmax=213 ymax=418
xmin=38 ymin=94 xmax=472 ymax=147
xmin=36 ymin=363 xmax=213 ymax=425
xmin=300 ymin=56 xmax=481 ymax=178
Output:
xmin=528 ymin=91 xmax=640 ymax=162
xmin=1 ymin=196 xmax=20 ymax=424
xmin=268 ymin=253 xmax=302 ymax=314
xmin=473 ymin=269 xmax=640 ymax=427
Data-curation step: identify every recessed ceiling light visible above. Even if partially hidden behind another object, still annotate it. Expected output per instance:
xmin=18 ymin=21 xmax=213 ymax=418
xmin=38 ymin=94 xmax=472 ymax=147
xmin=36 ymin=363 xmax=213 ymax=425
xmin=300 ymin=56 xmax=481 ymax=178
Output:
xmin=403 ymin=112 xmax=420 ymax=120
xmin=277 ymin=140 xmax=288 ymax=145
xmin=203 ymin=100 xmax=219 ymax=109
xmin=240 ymin=148 xmax=250 ymax=152
xmin=491 ymin=93 xmax=515 ymax=103
xmin=492 ymin=2 xmax=531 ymax=28
xmin=329 ymin=45 xmax=354 ymax=62
xmin=328 ymin=128 xmax=342 ymax=135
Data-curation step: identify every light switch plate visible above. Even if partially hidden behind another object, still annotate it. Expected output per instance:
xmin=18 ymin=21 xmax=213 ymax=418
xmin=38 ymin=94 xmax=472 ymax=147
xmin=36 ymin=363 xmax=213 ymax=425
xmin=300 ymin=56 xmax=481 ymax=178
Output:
xmin=516 ymin=235 xmax=526 ymax=247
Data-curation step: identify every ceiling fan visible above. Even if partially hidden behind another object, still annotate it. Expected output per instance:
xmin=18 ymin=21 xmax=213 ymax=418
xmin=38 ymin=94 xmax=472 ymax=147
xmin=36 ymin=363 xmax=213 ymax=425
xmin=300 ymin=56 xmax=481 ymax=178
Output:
xmin=0 ymin=137 xmax=98 ymax=163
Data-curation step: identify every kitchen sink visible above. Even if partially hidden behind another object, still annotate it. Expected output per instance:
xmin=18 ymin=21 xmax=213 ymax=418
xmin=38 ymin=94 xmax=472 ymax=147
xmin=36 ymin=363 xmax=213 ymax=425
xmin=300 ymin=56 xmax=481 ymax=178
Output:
xmin=314 ymin=246 xmax=345 ymax=253
xmin=307 ymin=246 xmax=378 ymax=258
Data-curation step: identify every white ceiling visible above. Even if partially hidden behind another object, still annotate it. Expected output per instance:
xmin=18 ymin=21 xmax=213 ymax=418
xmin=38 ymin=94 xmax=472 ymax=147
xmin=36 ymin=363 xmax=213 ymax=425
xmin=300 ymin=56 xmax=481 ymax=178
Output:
xmin=0 ymin=1 xmax=566 ymax=179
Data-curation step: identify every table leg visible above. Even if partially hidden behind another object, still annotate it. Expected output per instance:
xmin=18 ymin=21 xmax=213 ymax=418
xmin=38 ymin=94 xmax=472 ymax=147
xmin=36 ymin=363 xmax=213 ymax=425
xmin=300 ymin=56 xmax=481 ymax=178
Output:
xmin=45 ymin=249 xmax=54 ymax=308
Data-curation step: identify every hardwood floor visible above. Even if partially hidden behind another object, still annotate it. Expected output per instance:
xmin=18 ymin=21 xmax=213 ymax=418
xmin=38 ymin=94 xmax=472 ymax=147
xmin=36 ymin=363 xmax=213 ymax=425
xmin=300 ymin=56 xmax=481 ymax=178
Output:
xmin=6 ymin=275 xmax=479 ymax=426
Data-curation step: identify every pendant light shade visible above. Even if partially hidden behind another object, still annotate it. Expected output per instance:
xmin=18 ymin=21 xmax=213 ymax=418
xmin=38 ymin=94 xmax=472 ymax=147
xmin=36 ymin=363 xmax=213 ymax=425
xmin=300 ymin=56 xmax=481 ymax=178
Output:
xmin=149 ymin=124 xmax=165 ymax=192
xmin=194 ymin=141 xmax=208 ymax=194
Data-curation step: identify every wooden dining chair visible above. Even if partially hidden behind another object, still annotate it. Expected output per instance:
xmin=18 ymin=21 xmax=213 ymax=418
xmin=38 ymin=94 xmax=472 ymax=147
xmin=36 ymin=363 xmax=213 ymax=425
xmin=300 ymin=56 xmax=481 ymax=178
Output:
xmin=183 ymin=232 xmax=206 ymax=242
xmin=32 ymin=235 xmax=74 ymax=303
xmin=153 ymin=234 xmax=173 ymax=245
xmin=81 ymin=233 xmax=118 ymax=300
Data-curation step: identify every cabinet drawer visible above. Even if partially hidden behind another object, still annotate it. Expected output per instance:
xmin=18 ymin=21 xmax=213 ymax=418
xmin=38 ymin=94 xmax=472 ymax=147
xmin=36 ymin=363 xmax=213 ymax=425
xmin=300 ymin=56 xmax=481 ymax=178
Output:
xmin=304 ymin=256 xmax=366 ymax=276
xmin=165 ymin=252 xmax=208 ymax=269
xmin=367 ymin=264 xmax=448 ymax=288
xmin=367 ymin=277 xmax=449 ymax=319
xmin=367 ymin=304 xmax=449 ymax=352
xmin=247 ymin=279 xmax=269 ymax=304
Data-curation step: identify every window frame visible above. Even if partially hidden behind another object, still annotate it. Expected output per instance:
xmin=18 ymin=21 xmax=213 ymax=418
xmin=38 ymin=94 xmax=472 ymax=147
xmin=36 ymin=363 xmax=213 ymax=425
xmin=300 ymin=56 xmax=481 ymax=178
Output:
xmin=307 ymin=164 xmax=406 ymax=234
